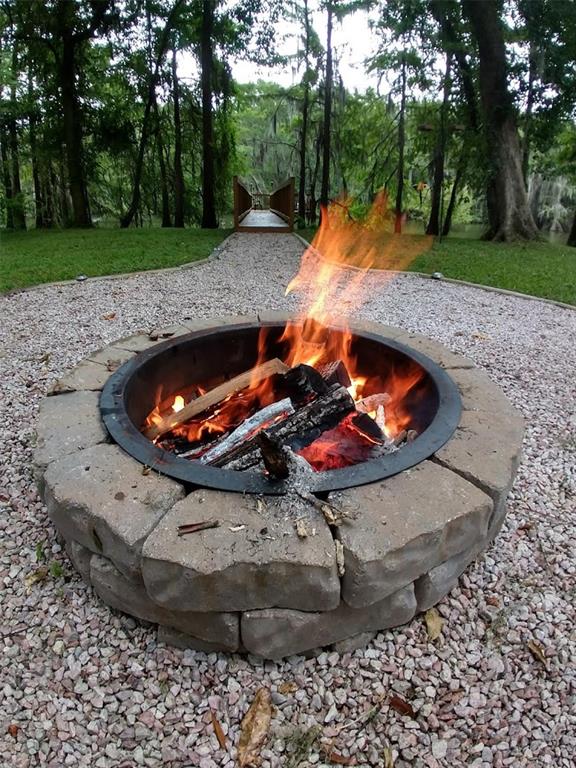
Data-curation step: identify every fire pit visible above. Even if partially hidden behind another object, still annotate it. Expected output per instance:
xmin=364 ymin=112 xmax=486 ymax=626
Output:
xmin=34 ymin=312 xmax=524 ymax=659
xmin=100 ymin=318 xmax=462 ymax=494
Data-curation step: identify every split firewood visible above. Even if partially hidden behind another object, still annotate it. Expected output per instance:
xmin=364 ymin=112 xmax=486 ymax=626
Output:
xmin=210 ymin=385 xmax=356 ymax=468
xmin=351 ymin=411 xmax=384 ymax=442
xmin=144 ymin=357 xmax=289 ymax=441
xmin=375 ymin=404 xmax=386 ymax=432
xmin=257 ymin=432 xmax=290 ymax=479
xmin=393 ymin=429 xmax=408 ymax=446
xmin=177 ymin=520 xmax=220 ymax=536
xmin=317 ymin=359 xmax=352 ymax=388
xmin=279 ymin=363 xmax=329 ymax=405
xmin=197 ymin=399 xmax=294 ymax=465
xmin=356 ymin=392 xmax=391 ymax=413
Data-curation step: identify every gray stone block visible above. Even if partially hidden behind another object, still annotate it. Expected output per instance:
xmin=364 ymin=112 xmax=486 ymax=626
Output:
xmin=114 ymin=325 xmax=192 ymax=352
xmin=241 ymin=583 xmax=416 ymax=659
xmin=34 ymin=391 xmax=107 ymax=477
xmin=334 ymin=461 xmax=492 ymax=608
xmin=49 ymin=360 xmax=113 ymax=394
xmin=392 ymin=331 xmax=476 ymax=369
xmin=65 ymin=539 xmax=93 ymax=583
xmin=415 ymin=543 xmax=484 ymax=611
xmin=448 ymin=366 xmax=523 ymax=415
xmin=331 ymin=631 xmax=377 ymax=654
xmin=87 ymin=346 xmax=136 ymax=370
xmin=90 ymin=555 xmax=239 ymax=650
xmin=142 ymin=490 xmax=340 ymax=613
xmin=43 ymin=443 xmax=185 ymax=580
xmin=434 ymin=409 xmax=523 ymax=511
xmin=157 ymin=625 xmax=240 ymax=654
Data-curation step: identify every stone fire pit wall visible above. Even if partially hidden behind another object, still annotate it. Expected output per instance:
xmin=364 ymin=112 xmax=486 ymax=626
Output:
xmin=34 ymin=314 xmax=524 ymax=659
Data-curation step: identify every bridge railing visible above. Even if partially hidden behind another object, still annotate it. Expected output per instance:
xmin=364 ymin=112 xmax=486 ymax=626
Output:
xmin=233 ymin=176 xmax=253 ymax=229
xmin=270 ymin=177 xmax=295 ymax=230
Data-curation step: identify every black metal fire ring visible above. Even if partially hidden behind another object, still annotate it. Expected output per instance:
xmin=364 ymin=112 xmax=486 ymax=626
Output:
xmin=100 ymin=320 xmax=462 ymax=494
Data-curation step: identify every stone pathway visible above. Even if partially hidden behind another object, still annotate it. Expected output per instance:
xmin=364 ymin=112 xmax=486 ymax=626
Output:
xmin=1 ymin=232 xmax=575 ymax=767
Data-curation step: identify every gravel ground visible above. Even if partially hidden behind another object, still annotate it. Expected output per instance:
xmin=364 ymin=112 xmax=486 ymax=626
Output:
xmin=1 ymin=232 xmax=575 ymax=768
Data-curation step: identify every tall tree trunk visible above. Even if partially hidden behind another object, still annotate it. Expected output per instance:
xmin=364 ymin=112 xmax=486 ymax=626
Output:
xmin=121 ymin=0 xmax=183 ymax=228
xmin=442 ymin=151 xmax=466 ymax=236
xmin=298 ymin=0 xmax=311 ymax=228
xmin=58 ymin=148 xmax=71 ymax=226
xmin=567 ymin=210 xmax=576 ymax=247
xmin=28 ymin=67 xmax=47 ymax=229
xmin=394 ymin=56 xmax=407 ymax=234
xmin=0 ymin=125 xmax=14 ymax=229
xmin=462 ymin=0 xmax=538 ymax=241
xmin=60 ymin=37 xmax=92 ymax=227
xmin=152 ymin=95 xmax=171 ymax=227
xmin=522 ymin=40 xmax=537 ymax=184
xmin=172 ymin=48 xmax=185 ymax=228
xmin=201 ymin=0 xmax=217 ymax=228
xmin=426 ymin=53 xmax=452 ymax=235
xmin=9 ymin=46 xmax=26 ymax=230
xmin=320 ymin=3 xmax=333 ymax=219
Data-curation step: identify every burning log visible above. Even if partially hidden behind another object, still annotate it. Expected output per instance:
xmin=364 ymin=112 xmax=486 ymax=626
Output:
xmin=257 ymin=432 xmax=290 ymax=479
xmin=197 ymin=399 xmax=294 ymax=465
xmin=317 ymin=359 xmax=352 ymax=389
xmin=209 ymin=385 xmax=356 ymax=468
xmin=144 ymin=357 xmax=289 ymax=441
xmin=279 ymin=364 xmax=329 ymax=405
xmin=356 ymin=392 xmax=391 ymax=413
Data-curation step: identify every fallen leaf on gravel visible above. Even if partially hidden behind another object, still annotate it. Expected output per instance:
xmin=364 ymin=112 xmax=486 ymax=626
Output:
xmin=382 ymin=746 xmax=394 ymax=767
xmin=472 ymin=331 xmax=491 ymax=340
xmin=324 ymin=749 xmax=356 ymax=765
xmin=24 ymin=566 xmax=49 ymax=589
xmin=389 ymin=695 xmax=415 ymax=718
xmin=7 ymin=724 xmax=19 ymax=737
xmin=211 ymin=710 xmax=227 ymax=750
xmin=238 ymin=687 xmax=272 ymax=767
xmin=277 ymin=681 xmax=298 ymax=695
xmin=425 ymin=608 xmax=444 ymax=641
xmin=486 ymin=596 xmax=500 ymax=607
xmin=101 ymin=312 xmax=116 ymax=321
xmin=527 ymin=639 xmax=548 ymax=669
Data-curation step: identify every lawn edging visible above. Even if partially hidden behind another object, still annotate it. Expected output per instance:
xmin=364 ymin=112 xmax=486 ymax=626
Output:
xmin=292 ymin=232 xmax=576 ymax=311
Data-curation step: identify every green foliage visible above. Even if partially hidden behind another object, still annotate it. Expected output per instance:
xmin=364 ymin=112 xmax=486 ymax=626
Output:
xmin=0 ymin=227 xmax=230 ymax=292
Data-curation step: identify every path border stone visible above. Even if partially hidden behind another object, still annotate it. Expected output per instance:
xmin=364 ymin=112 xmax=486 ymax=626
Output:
xmin=34 ymin=315 xmax=524 ymax=659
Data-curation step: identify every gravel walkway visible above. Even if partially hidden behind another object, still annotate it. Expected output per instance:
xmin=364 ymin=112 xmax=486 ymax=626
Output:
xmin=1 ymin=233 xmax=575 ymax=768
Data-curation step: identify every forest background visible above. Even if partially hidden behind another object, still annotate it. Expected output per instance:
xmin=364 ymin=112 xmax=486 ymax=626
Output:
xmin=1 ymin=0 xmax=575 ymax=299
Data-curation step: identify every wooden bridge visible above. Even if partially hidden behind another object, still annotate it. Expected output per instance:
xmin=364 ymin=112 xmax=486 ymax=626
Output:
xmin=233 ymin=176 xmax=295 ymax=233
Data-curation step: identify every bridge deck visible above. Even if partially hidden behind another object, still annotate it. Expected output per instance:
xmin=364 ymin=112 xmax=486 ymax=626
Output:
xmin=237 ymin=209 xmax=290 ymax=233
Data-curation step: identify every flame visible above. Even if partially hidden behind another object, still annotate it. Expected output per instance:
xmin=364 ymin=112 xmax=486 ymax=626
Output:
xmin=172 ymin=395 xmax=185 ymax=412
xmin=144 ymin=192 xmax=434 ymax=470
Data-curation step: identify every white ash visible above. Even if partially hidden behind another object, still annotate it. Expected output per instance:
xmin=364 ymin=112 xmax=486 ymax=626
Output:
xmin=1 ymin=232 xmax=575 ymax=767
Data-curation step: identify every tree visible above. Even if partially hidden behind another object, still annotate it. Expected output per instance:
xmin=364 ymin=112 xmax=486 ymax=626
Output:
xmin=462 ymin=0 xmax=538 ymax=240
xmin=319 ymin=1 xmax=334 ymax=215
xmin=200 ymin=0 xmax=217 ymax=227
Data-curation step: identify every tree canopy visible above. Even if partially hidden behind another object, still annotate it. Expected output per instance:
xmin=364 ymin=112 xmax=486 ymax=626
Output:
xmin=0 ymin=0 xmax=574 ymax=242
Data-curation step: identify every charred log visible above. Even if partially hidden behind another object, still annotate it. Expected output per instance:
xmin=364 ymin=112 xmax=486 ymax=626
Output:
xmin=210 ymin=384 xmax=356 ymax=468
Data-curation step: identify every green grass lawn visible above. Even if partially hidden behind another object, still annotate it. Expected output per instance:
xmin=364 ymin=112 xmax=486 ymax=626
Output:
xmin=0 ymin=227 xmax=231 ymax=293
xmin=299 ymin=228 xmax=576 ymax=305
